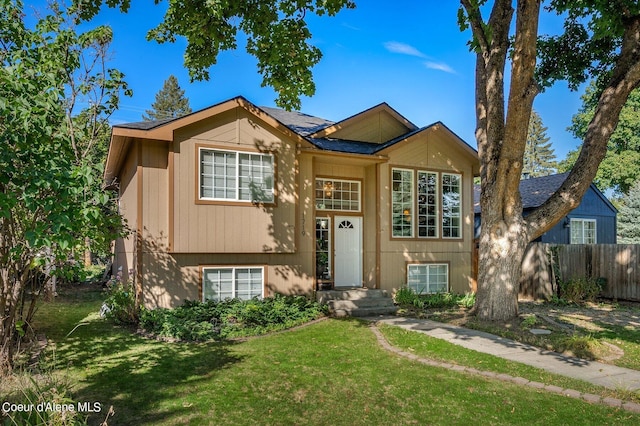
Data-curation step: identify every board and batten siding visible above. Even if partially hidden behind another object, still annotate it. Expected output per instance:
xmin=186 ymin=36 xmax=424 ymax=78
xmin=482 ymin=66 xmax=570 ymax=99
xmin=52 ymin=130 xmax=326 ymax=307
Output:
xmin=537 ymin=187 xmax=617 ymax=244
xmin=377 ymin=129 xmax=476 ymax=294
xmin=171 ymin=107 xmax=298 ymax=254
xmin=112 ymin=141 xmax=140 ymax=284
xmin=328 ymin=110 xmax=410 ymax=143
xmin=132 ymin=107 xmax=317 ymax=308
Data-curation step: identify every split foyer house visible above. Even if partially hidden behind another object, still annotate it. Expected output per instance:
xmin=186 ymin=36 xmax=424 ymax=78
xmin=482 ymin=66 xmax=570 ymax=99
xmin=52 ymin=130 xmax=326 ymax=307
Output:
xmin=105 ymin=96 xmax=480 ymax=309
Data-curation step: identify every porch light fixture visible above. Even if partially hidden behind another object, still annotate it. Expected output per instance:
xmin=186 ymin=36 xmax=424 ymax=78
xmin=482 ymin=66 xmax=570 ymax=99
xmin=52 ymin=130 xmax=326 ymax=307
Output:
xmin=323 ymin=181 xmax=334 ymax=198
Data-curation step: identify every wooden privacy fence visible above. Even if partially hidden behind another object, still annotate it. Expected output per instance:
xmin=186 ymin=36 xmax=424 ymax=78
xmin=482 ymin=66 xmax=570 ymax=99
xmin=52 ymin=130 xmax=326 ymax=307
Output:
xmin=519 ymin=243 xmax=640 ymax=301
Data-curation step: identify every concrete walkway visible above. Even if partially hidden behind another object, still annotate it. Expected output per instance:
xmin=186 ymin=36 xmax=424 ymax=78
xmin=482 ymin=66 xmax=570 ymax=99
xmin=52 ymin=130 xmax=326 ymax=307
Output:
xmin=365 ymin=316 xmax=640 ymax=392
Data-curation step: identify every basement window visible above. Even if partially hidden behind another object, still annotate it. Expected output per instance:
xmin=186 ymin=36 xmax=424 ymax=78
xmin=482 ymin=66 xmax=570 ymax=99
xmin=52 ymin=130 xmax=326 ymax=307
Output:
xmin=407 ymin=263 xmax=449 ymax=294
xmin=202 ymin=267 xmax=264 ymax=301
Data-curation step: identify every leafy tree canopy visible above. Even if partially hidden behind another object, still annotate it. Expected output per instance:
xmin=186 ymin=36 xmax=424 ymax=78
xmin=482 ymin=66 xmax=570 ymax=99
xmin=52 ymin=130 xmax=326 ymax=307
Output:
xmin=73 ymin=0 xmax=356 ymax=110
xmin=0 ymin=0 xmax=129 ymax=373
xmin=458 ymin=0 xmax=640 ymax=320
xmin=560 ymin=81 xmax=640 ymax=194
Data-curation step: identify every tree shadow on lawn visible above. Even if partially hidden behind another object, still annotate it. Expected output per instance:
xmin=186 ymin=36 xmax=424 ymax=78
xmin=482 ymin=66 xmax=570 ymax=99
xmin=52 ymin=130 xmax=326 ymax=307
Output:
xmin=48 ymin=319 xmax=244 ymax=425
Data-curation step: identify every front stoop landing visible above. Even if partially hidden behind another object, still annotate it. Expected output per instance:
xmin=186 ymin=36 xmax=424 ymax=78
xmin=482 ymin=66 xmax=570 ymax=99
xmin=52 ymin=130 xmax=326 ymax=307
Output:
xmin=316 ymin=288 xmax=398 ymax=317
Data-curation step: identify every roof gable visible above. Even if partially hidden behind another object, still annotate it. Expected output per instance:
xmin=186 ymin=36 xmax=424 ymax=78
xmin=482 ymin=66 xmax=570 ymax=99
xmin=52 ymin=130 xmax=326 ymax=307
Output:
xmin=310 ymin=103 xmax=418 ymax=143
xmin=106 ymin=96 xmax=479 ymax=181
xmin=105 ymin=96 xmax=314 ymax=182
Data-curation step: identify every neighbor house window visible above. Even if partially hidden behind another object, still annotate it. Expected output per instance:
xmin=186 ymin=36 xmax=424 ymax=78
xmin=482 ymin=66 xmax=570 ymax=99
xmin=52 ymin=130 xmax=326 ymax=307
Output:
xmin=202 ymin=267 xmax=264 ymax=301
xmin=392 ymin=169 xmax=414 ymax=237
xmin=315 ymin=178 xmax=361 ymax=211
xmin=570 ymin=219 xmax=597 ymax=244
xmin=407 ymin=264 xmax=449 ymax=294
xmin=200 ymin=148 xmax=274 ymax=202
xmin=392 ymin=169 xmax=462 ymax=239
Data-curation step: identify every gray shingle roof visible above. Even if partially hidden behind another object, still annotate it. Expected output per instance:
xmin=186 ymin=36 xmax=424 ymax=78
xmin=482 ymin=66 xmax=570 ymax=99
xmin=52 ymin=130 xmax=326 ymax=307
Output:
xmin=474 ymin=173 xmax=570 ymax=214
xmin=258 ymin=106 xmax=334 ymax=136
xmin=307 ymin=138 xmax=382 ymax=155
xmin=114 ymin=117 xmax=175 ymax=130
xmin=112 ymin=98 xmax=477 ymax=158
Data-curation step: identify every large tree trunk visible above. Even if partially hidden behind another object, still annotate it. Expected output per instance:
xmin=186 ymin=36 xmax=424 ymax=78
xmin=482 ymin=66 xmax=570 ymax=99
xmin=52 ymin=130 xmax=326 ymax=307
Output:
xmin=475 ymin=218 xmax=529 ymax=320
xmin=462 ymin=0 xmax=540 ymax=321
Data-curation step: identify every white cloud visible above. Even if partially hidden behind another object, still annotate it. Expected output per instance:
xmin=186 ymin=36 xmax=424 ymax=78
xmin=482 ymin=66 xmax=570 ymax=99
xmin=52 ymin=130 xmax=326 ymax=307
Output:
xmin=384 ymin=41 xmax=427 ymax=58
xmin=424 ymin=61 xmax=456 ymax=74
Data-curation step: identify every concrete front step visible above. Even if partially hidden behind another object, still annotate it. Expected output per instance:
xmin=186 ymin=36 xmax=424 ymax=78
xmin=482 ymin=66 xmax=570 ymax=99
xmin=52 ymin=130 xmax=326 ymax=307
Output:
xmin=316 ymin=288 xmax=390 ymax=304
xmin=328 ymin=298 xmax=396 ymax=310
xmin=332 ymin=305 xmax=399 ymax=318
xmin=316 ymin=287 xmax=398 ymax=317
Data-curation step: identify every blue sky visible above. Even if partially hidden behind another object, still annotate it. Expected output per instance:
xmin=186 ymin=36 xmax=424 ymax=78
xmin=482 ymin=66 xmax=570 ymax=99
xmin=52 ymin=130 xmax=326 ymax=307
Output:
xmin=29 ymin=1 xmax=587 ymax=160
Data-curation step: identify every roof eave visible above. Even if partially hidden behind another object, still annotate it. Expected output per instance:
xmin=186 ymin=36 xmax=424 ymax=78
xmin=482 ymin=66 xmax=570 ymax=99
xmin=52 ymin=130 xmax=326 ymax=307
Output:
xmin=104 ymin=96 xmax=316 ymax=183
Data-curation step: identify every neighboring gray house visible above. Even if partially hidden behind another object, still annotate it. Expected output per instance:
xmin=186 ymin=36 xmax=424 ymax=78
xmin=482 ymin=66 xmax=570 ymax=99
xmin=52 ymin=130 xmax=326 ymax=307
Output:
xmin=474 ymin=173 xmax=618 ymax=244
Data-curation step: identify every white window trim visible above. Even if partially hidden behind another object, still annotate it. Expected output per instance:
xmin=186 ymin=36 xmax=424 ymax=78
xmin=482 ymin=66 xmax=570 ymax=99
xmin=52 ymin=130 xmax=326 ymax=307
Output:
xmin=392 ymin=168 xmax=415 ymax=238
xmin=315 ymin=178 xmax=361 ymax=212
xmin=199 ymin=147 xmax=274 ymax=203
xmin=391 ymin=168 xmax=463 ymax=239
xmin=570 ymin=218 xmax=597 ymax=244
xmin=417 ymin=170 xmax=439 ymax=239
xmin=202 ymin=266 xmax=265 ymax=302
xmin=441 ymin=172 xmax=462 ymax=239
xmin=407 ymin=263 xmax=449 ymax=294
xmin=315 ymin=217 xmax=332 ymax=280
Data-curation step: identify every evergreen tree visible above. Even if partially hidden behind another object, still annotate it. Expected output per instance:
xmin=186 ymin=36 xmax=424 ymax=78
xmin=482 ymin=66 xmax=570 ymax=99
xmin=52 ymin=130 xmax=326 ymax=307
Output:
xmin=523 ymin=110 xmax=557 ymax=178
xmin=143 ymin=75 xmax=192 ymax=121
xmin=618 ymin=181 xmax=640 ymax=243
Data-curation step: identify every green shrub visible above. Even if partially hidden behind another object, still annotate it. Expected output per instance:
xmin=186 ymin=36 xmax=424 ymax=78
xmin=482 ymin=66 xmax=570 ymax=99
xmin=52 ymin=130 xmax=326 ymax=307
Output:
xmin=394 ymin=288 xmax=476 ymax=309
xmin=557 ymin=334 xmax=601 ymax=359
xmin=139 ymin=294 xmax=327 ymax=342
xmin=102 ymin=271 xmax=138 ymax=325
xmin=394 ymin=287 xmax=417 ymax=305
xmin=558 ymin=277 xmax=603 ymax=304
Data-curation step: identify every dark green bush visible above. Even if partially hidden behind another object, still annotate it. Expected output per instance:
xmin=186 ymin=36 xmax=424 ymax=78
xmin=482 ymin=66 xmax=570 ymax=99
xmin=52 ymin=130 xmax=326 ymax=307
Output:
xmin=139 ymin=294 xmax=327 ymax=341
xmin=558 ymin=277 xmax=603 ymax=304
xmin=394 ymin=288 xmax=476 ymax=309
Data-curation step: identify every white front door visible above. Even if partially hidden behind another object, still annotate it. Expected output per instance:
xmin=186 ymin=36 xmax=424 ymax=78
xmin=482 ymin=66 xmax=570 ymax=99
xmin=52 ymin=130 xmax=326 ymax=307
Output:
xmin=334 ymin=216 xmax=362 ymax=287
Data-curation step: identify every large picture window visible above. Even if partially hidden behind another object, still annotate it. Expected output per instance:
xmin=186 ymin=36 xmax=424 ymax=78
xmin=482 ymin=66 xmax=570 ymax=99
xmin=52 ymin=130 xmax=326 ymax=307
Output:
xmin=315 ymin=178 xmax=361 ymax=211
xmin=570 ymin=219 xmax=597 ymax=244
xmin=407 ymin=264 xmax=449 ymax=294
xmin=391 ymin=168 xmax=462 ymax=239
xmin=202 ymin=267 xmax=264 ymax=301
xmin=200 ymin=148 xmax=274 ymax=202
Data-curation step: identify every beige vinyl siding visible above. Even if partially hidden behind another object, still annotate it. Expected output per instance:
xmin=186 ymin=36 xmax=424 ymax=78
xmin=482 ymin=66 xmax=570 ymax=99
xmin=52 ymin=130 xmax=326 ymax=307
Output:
xmin=171 ymin=106 xmax=298 ymax=253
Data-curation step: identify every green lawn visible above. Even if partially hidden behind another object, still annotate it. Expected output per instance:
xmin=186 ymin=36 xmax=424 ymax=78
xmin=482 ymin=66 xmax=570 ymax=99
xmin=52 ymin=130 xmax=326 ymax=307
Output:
xmin=9 ymin=292 xmax=640 ymax=425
